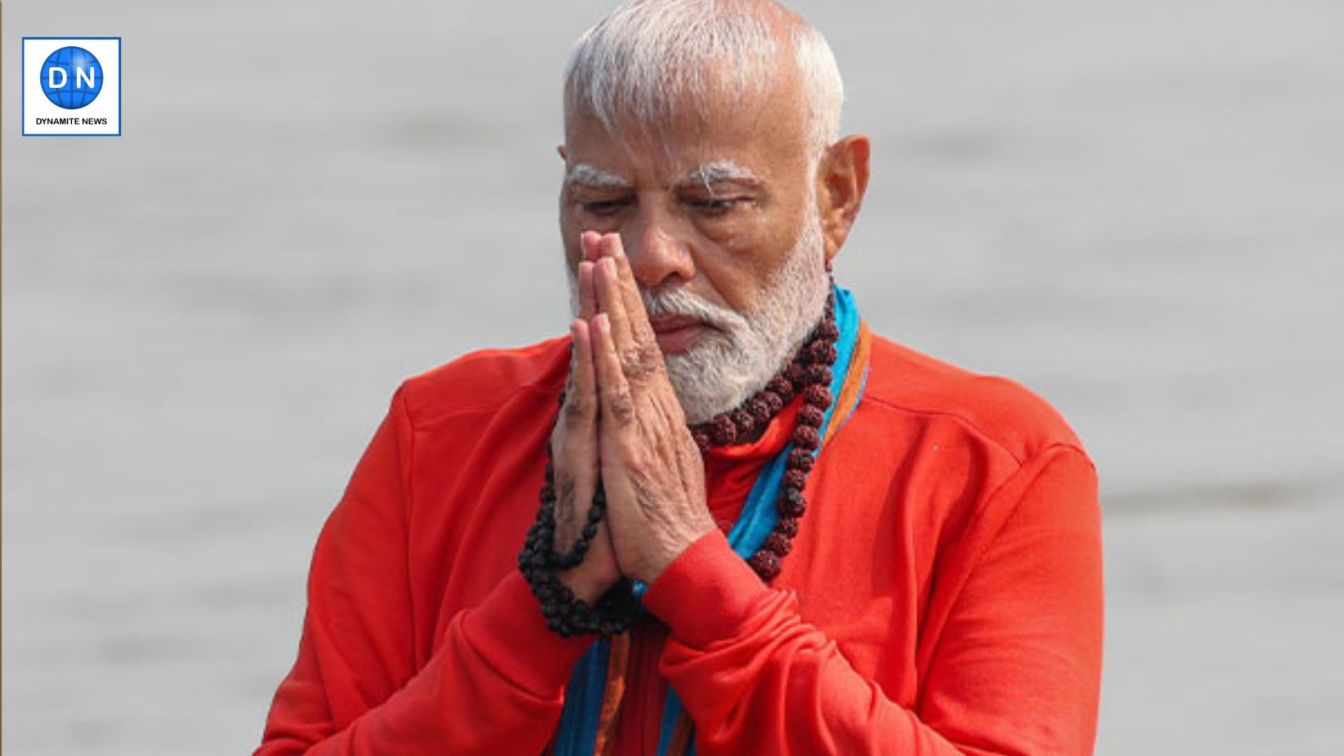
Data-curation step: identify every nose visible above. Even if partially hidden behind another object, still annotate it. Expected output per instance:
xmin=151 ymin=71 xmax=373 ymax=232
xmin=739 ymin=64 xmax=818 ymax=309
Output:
xmin=622 ymin=203 xmax=695 ymax=289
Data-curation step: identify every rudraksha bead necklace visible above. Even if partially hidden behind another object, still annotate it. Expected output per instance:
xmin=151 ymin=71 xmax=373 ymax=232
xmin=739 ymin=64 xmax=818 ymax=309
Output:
xmin=518 ymin=416 xmax=640 ymax=638
xmin=520 ymin=288 xmax=840 ymax=637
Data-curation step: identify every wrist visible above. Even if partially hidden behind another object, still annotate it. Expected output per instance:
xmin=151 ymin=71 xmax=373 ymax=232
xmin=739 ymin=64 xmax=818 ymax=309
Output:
xmin=644 ymin=530 xmax=772 ymax=647
xmin=635 ymin=518 xmax=717 ymax=584
xmin=558 ymin=568 xmax=615 ymax=605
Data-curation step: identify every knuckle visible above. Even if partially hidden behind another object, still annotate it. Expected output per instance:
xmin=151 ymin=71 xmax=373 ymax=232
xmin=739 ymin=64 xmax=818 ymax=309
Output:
xmin=640 ymin=345 xmax=665 ymax=377
xmin=618 ymin=344 xmax=661 ymax=381
xmin=638 ymin=342 xmax=662 ymax=365
xmin=564 ymin=394 xmax=593 ymax=424
xmin=608 ymin=386 xmax=636 ymax=424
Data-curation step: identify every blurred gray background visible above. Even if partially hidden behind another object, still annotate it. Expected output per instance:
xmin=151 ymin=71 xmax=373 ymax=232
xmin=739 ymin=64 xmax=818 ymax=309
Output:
xmin=4 ymin=0 xmax=1342 ymax=753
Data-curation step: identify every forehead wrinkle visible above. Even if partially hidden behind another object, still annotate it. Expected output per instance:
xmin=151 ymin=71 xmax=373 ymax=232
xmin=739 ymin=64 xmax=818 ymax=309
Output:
xmin=566 ymin=163 xmax=633 ymax=190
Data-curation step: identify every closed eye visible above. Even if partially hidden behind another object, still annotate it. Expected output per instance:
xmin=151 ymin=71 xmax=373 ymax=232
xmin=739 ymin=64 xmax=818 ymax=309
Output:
xmin=686 ymin=197 xmax=748 ymax=216
xmin=579 ymin=198 xmax=633 ymax=217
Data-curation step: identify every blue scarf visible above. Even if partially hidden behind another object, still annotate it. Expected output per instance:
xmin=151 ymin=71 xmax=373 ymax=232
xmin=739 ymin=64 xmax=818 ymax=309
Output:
xmin=553 ymin=286 xmax=866 ymax=756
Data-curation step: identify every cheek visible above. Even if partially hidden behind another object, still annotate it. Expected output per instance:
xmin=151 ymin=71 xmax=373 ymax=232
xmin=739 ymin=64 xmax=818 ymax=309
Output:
xmin=558 ymin=208 xmax=584 ymax=267
xmin=697 ymin=207 xmax=805 ymax=313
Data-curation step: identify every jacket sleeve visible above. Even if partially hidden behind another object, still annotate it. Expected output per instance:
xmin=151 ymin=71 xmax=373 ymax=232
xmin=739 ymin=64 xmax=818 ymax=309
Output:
xmin=256 ymin=385 xmax=592 ymax=755
xmin=643 ymin=445 xmax=1104 ymax=755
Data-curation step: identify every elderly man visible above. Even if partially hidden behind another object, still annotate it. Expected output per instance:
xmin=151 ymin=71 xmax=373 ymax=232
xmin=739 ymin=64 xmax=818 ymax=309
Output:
xmin=257 ymin=1 xmax=1103 ymax=754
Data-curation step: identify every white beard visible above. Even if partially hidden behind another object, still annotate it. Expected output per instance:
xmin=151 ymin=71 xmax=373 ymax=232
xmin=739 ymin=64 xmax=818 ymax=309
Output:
xmin=566 ymin=202 xmax=831 ymax=424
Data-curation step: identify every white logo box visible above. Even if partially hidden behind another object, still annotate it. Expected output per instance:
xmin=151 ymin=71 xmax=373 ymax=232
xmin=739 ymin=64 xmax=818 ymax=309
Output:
xmin=22 ymin=37 xmax=122 ymax=137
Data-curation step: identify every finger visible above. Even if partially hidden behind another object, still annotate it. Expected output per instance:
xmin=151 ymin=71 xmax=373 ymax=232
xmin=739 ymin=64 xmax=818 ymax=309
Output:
xmin=592 ymin=313 xmax=635 ymax=430
xmin=595 ymin=255 xmax=636 ymax=351
xmin=596 ymin=257 xmax=662 ymax=383
xmin=578 ymin=261 xmax=596 ymax=320
xmin=556 ymin=320 xmax=598 ymax=549
xmin=581 ymin=230 xmax=603 ymax=263
xmin=563 ymin=333 xmax=578 ymax=399
xmin=598 ymin=236 xmax=664 ymax=378
xmin=569 ymin=319 xmax=597 ymax=428
xmin=603 ymin=234 xmax=659 ymax=347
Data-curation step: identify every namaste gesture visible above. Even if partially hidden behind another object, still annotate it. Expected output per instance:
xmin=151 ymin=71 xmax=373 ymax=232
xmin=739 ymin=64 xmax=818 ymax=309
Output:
xmin=257 ymin=3 xmax=1105 ymax=751
xmin=551 ymin=231 xmax=717 ymax=602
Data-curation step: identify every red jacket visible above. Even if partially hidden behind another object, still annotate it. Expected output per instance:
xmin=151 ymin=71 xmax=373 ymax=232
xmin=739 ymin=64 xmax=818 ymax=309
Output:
xmin=257 ymin=334 xmax=1103 ymax=755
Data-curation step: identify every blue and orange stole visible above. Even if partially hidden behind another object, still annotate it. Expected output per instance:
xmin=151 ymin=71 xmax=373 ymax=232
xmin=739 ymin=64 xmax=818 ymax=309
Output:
xmin=552 ymin=286 xmax=871 ymax=756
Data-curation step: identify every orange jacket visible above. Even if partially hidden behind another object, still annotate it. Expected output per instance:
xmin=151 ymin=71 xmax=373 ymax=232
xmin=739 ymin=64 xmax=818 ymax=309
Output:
xmin=257 ymin=334 xmax=1103 ymax=755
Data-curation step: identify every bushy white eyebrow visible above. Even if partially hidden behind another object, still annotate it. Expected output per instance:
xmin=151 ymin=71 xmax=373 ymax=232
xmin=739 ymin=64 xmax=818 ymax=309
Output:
xmin=682 ymin=160 xmax=762 ymax=190
xmin=566 ymin=163 xmax=633 ymax=190
xmin=565 ymin=159 xmax=761 ymax=196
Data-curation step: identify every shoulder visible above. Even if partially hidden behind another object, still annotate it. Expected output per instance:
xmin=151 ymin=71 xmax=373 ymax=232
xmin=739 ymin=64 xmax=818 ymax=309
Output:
xmin=860 ymin=333 xmax=1088 ymax=465
xmin=394 ymin=335 xmax=571 ymax=429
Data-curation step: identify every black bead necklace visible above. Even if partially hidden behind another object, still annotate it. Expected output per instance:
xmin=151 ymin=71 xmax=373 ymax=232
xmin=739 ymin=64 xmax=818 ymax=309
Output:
xmin=518 ymin=448 xmax=639 ymax=637
xmin=520 ymin=288 xmax=840 ymax=637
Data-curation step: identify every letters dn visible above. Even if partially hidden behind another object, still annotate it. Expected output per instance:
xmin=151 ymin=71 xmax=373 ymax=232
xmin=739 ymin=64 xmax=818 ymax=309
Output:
xmin=42 ymin=46 xmax=104 ymax=108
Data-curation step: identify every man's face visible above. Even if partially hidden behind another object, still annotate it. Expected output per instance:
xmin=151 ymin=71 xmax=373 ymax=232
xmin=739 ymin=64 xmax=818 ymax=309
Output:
xmin=559 ymin=70 xmax=819 ymax=358
xmin=558 ymin=60 xmax=838 ymax=423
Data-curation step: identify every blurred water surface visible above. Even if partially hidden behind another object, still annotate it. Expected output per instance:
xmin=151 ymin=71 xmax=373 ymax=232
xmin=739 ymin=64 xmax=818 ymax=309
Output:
xmin=4 ymin=1 xmax=1343 ymax=753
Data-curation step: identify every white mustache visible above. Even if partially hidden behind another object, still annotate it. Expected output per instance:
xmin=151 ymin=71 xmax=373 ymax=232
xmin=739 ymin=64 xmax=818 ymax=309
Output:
xmin=640 ymin=286 xmax=747 ymax=334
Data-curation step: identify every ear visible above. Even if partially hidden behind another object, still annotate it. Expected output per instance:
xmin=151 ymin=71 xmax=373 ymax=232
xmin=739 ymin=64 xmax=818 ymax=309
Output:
xmin=557 ymin=144 xmax=568 ymax=161
xmin=815 ymin=135 xmax=871 ymax=262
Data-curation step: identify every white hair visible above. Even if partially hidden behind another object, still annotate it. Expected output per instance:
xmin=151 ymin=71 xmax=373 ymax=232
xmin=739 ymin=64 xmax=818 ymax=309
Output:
xmin=564 ymin=0 xmax=845 ymax=159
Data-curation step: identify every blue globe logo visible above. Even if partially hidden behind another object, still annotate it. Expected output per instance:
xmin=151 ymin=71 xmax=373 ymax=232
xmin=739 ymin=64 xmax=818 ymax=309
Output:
xmin=40 ymin=46 xmax=103 ymax=109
